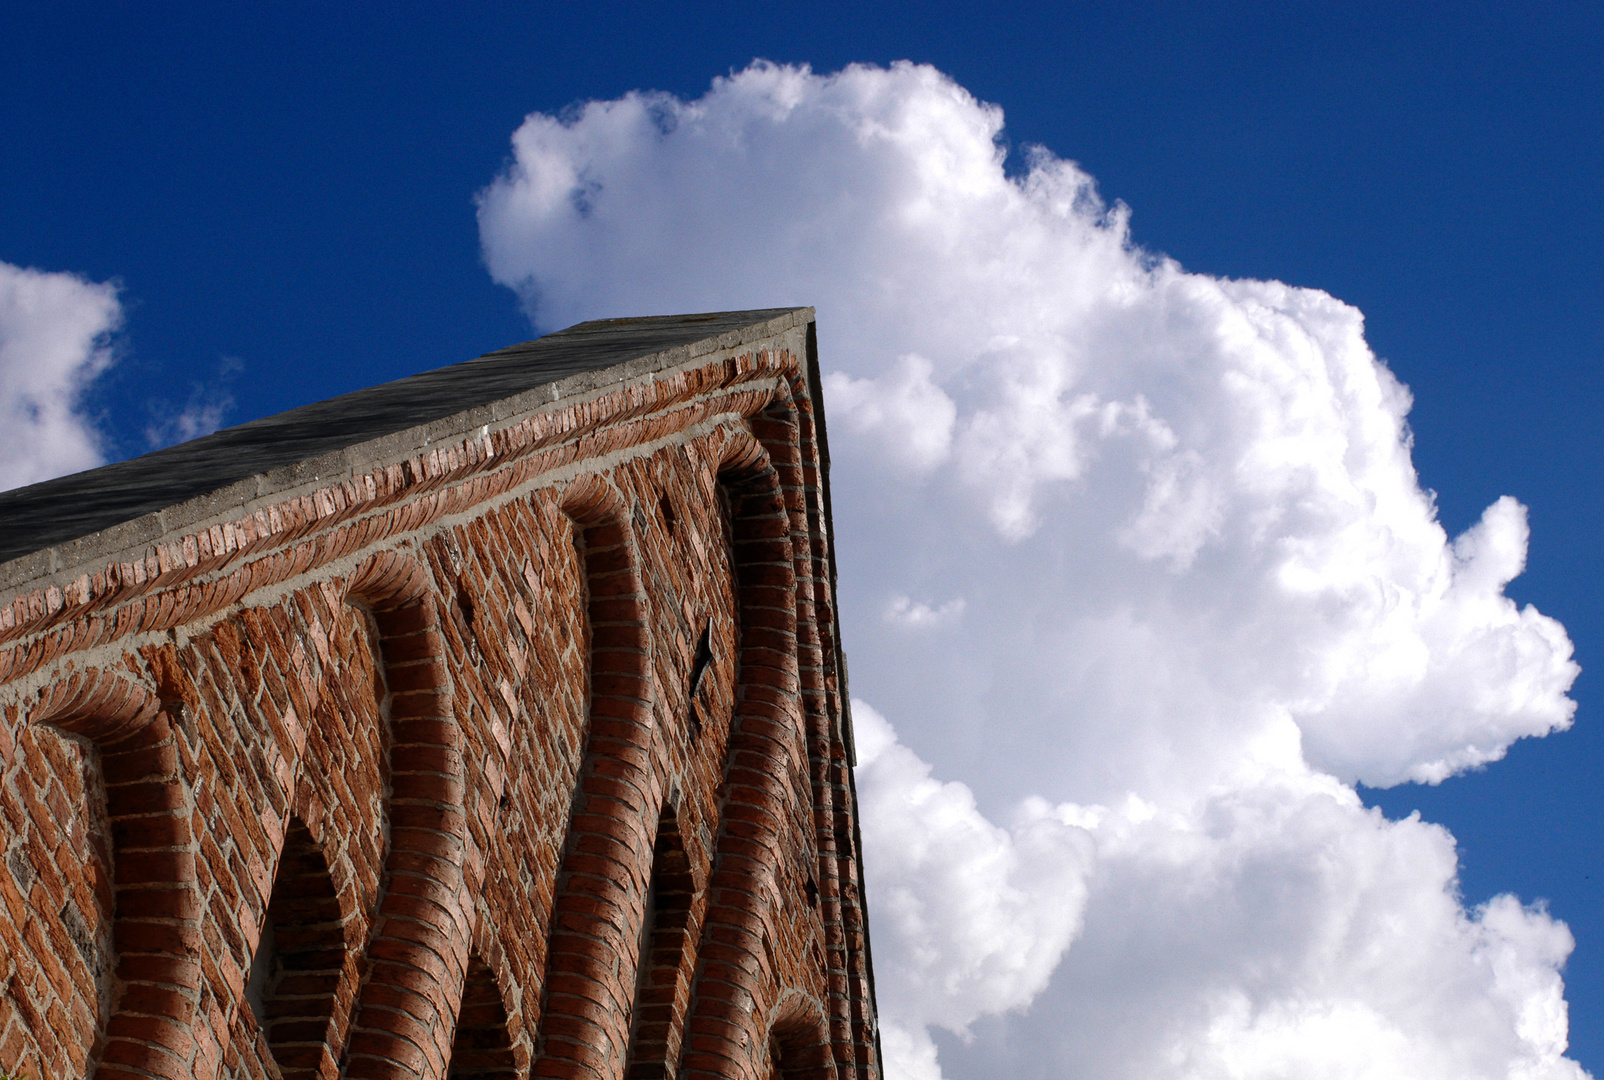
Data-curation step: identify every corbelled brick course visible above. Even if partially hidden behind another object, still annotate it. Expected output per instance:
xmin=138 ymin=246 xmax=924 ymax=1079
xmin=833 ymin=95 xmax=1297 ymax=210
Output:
xmin=0 ymin=309 xmax=879 ymax=1080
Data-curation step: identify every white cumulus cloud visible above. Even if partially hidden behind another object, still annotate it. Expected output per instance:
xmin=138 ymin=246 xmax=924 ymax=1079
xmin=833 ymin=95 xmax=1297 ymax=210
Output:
xmin=827 ymin=354 xmax=956 ymax=472
xmin=478 ymin=61 xmax=1585 ymax=1079
xmin=854 ymin=700 xmax=1093 ymax=1078
xmin=0 ymin=260 xmax=122 ymax=490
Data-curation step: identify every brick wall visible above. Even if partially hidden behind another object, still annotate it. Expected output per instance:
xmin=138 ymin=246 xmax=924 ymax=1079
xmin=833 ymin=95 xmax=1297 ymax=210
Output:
xmin=0 ymin=313 xmax=878 ymax=1080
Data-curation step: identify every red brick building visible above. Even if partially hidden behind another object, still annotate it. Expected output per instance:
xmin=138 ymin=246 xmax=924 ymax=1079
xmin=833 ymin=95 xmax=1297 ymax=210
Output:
xmin=0 ymin=310 xmax=879 ymax=1080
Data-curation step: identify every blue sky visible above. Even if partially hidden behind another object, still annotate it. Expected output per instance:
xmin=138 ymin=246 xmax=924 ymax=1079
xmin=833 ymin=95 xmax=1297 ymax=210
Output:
xmin=4 ymin=4 xmax=1602 ymax=1076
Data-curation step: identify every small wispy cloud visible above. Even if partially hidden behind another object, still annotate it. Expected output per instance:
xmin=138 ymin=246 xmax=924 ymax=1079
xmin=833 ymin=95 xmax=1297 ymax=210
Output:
xmin=883 ymin=595 xmax=966 ymax=629
xmin=144 ymin=356 xmax=243 ymax=450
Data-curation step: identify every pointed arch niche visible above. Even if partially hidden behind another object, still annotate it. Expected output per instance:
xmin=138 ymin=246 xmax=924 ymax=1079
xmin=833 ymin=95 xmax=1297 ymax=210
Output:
xmin=445 ymin=955 xmax=517 ymax=1080
xmin=624 ymin=804 xmax=697 ymax=1080
xmin=244 ymin=815 xmax=346 ymax=1080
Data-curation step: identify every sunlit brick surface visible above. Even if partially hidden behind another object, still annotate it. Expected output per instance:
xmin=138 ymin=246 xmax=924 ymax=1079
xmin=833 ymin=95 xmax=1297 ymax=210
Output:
xmin=0 ymin=312 xmax=878 ymax=1080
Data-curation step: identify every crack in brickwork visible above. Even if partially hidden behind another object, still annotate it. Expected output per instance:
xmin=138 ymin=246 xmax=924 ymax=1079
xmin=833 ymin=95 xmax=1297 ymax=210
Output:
xmin=0 ymin=322 xmax=879 ymax=1080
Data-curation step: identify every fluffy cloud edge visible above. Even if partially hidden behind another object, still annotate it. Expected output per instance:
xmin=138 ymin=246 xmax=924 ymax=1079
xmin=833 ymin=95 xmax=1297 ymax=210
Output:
xmin=0 ymin=260 xmax=122 ymax=491
xmin=474 ymin=60 xmax=1587 ymax=1079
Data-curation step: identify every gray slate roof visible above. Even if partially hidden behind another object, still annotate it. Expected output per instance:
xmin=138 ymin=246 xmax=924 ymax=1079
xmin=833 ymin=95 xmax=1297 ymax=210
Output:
xmin=0 ymin=308 xmax=814 ymax=585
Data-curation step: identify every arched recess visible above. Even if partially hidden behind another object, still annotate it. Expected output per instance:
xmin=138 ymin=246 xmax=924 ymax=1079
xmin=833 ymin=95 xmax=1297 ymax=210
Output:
xmin=763 ymin=1000 xmax=834 ymax=1080
xmin=338 ymin=549 xmax=476 ymax=1080
xmin=624 ymin=804 xmax=697 ymax=1080
xmin=445 ymin=954 xmax=517 ymax=1080
xmin=753 ymin=385 xmax=865 ymax=1071
xmin=531 ymin=475 xmax=658 ymax=1080
xmin=245 ymin=815 xmax=346 ymax=1080
xmin=30 ymin=668 xmax=200 ymax=1080
xmin=677 ymin=427 xmax=810 ymax=1080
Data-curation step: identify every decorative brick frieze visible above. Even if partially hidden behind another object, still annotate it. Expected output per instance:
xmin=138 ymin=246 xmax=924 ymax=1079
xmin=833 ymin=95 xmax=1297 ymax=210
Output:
xmin=0 ymin=311 xmax=878 ymax=1080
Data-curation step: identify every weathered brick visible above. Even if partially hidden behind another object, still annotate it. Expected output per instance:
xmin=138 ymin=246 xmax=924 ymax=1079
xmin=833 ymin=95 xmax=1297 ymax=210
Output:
xmin=0 ymin=312 xmax=876 ymax=1080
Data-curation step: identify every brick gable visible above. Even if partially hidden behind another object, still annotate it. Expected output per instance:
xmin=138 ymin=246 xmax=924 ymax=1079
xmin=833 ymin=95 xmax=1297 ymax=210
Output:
xmin=0 ymin=310 xmax=879 ymax=1080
